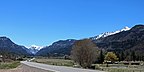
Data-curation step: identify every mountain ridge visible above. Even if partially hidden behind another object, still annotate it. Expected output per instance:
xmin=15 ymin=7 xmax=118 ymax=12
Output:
xmin=90 ymin=26 xmax=131 ymax=40
xmin=36 ymin=39 xmax=76 ymax=56
xmin=0 ymin=36 xmax=32 ymax=56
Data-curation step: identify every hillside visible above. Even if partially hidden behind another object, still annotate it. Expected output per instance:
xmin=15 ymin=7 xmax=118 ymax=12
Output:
xmin=0 ymin=37 xmax=32 ymax=56
xmin=36 ymin=39 xmax=76 ymax=56
xmin=94 ymin=25 xmax=144 ymax=50
xmin=94 ymin=25 xmax=144 ymax=60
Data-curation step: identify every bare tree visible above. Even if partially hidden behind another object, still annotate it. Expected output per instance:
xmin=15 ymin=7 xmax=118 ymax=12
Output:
xmin=71 ymin=39 xmax=99 ymax=68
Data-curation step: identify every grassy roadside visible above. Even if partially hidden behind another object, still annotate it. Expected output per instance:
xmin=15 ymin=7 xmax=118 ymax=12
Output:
xmin=33 ymin=58 xmax=144 ymax=72
xmin=33 ymin=58 xmax=75 ymax=67
xmin=94 ymin=64 xmax=144 ymax=72
xmin=0 ymin=61 xmax=21 ymax=69
xmin=101 ymin=67 xmax=144 ymax=72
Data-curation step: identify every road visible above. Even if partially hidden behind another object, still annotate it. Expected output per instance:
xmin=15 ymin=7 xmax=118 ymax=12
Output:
xmin=21 ymin=61 xmax=104 ymax=72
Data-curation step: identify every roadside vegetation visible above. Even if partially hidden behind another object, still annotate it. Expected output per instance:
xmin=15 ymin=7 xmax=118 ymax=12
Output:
xmin=0 ymin=61 xmax=20 ymax=69
xmin=33 ymin=58 xmax=144 ymax=72
xmin=94 ymin=63 xmax=144 ymax=72
xmin=0 ymin=48 xmax=26 ymax=69
xmin=33 ymin=58 xmax=74 ymax=67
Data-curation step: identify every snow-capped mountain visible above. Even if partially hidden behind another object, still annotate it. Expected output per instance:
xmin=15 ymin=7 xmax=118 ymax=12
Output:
xmin=90 ymin=26 xmax=131 ymax=40
xmin=30 ymin=45 xmax=43 ymax=50
xmin=28 ymin=45 xmax=43 ymax=54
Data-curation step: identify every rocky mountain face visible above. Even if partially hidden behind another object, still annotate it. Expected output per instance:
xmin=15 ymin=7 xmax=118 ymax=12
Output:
xmin=36 ymin=39 xmax=76 ymax=56
xmin=0 ymin=37 xmax=32 ymax=56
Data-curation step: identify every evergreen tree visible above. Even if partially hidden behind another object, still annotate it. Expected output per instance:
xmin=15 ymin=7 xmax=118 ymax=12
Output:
xmin=118 ymin=53 xmax=121 ymax=61
xmin=131 ymin=51 xmax=136 ymax=61
xmin=120 ymin=51 xmax=125 ymax=61
xmin=99 ymin=49 xmax=104 ymax=63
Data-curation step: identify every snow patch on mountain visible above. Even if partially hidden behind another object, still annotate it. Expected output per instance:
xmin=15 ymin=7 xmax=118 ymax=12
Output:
xmin=28 ymin=45 xmax=44 ymax=54
xmin=30 ymin=45 xmax=43 ymax=50
xmin=90 ymin=26 xmax=131 ymax=40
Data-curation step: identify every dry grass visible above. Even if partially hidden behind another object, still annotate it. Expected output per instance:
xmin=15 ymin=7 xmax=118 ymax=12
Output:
xmin=33 ymin=58 xmax=75 ymax=67
xmin=102 ymin=67 xmax=144 ymax=72
xmin=96 ymin=64 xmax=144 ymax=72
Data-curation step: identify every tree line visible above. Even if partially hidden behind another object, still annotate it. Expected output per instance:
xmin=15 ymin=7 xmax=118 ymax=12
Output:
xmin=0 ymin=47 xmax=23 ymax=62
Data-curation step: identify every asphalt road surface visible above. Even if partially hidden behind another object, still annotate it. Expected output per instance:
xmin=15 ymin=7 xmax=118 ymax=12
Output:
xmin=21 ymin=61 xmax=104 ymax=72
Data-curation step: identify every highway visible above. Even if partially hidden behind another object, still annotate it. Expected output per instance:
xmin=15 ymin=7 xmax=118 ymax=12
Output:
xmin=21 ymin=61 xmax=104 ymax=72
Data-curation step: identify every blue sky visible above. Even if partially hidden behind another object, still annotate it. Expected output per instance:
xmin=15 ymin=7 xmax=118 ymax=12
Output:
xmin=0 ymin=0 xmax=144 ymax=47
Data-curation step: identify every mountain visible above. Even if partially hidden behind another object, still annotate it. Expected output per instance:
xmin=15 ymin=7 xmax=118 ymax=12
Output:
xmin=36 ymin=39 xmax=76 ymax=56
xmin=93 ymin=25 xmax=144 ymax=60
xmin=94 ymin=25 xmax=144 ymax=43
xmin=90 ymin=26 xmax=130 ymax=40
xmin=2 ymin=25 xmax=142 ymax=58
xmin=36 ymin=26 xmax=131 ymax=57
xmin=0 ymin=37 xmax=32 ymax=56
xmin=36 ymin=25 xmax=144 ymax=60
xmin=28 ymin=45 xmax=43 ymax=54
xmin=30 ymin=45 xmax=43 ymax=50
